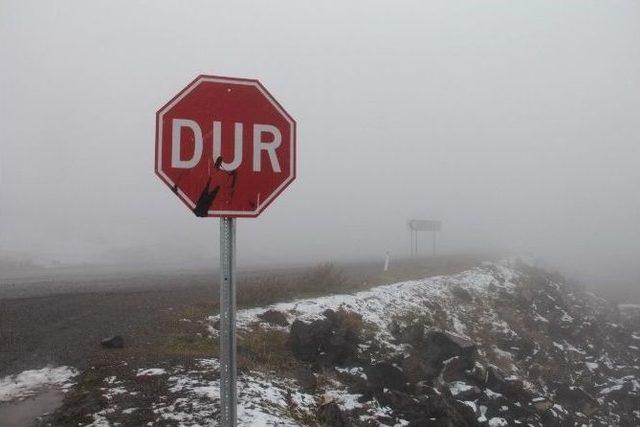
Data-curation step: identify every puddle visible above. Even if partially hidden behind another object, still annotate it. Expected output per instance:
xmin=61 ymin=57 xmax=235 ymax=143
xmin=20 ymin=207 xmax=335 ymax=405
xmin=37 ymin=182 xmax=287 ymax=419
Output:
xmin=0 ymin=389 xmax=64 ymax=427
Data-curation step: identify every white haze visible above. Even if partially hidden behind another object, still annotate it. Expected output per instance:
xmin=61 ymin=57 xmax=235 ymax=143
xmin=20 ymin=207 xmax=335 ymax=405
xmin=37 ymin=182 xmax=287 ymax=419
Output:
xmin=0 ymin=1 xmax=639 ymax=287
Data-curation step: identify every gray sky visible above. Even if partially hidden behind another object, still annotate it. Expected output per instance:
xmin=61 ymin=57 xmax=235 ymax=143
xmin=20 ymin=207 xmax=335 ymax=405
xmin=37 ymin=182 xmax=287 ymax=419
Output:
xmin=1 ymin=1 xmax=639 ymax=284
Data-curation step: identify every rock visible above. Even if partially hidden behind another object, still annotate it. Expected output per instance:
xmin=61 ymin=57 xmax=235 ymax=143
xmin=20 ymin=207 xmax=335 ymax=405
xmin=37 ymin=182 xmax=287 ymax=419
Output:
xmin=414 ymin=381 xmax=439 ymax=396
xmin=480 ymin=367 xmax=533 ymax=403
xmin=450 ymin=286 xmax=473 ymax=303
xmin=379 ymin=384 xmax=477 ymax=426
xmin=294 ymin=366 xmax=317 ymax=391
xmin=422 ymin=331 xmax=476 ymax=367
xmin=258 ymin=309 xmax=289 ymax=327
xmin=381 ymin=389 xmax=419 ymax=413
xmin=554 ymin=385 xmax=598 ymax=416
xmin=540 ymin=407 xmax=561 ymax=425
xmin=290 ymin=318 xmax=332 ymax=362
xmin=485 ymin=365 xmax=506 ymax=389
xmin=401 ymin=330 xmax=477 ymax=385
xmin=448 ymin=382 xmax=482 ymax=401
xmin=413 ymin=393 xmax=478 ymax=426
xmin=407 ymin=418 xmax=447 ymax=427
xmin=334 ymin=366 xmax=368 ymax=394
xmin=514 ymin=337 xmax=536 ymax=359
xmin=401 ymin=353 xmax=440 ymax=384
xmin=501 ymin=377 xmax=533 ymax=402
xmin=439 ymin=356 xmax=469 ymax=382
xmin=289 ymin=309 xmax=361 ymax=366
xmin=366 ymin=361 xmax=407 ymax=393
xmin=317 ymin=402 xmax=347 ymax=427
xmin=397 ymin=322 xmax=425 ymax=344
xmin=101 ymin=335 xmax=124 ymax=349
xmin=466 ymin=362 xmax=487 ymax=385
xmin=531 ymin=397 xmax=553 ymax=413
xmin=604 ymin=380 xmax=639 ymax=413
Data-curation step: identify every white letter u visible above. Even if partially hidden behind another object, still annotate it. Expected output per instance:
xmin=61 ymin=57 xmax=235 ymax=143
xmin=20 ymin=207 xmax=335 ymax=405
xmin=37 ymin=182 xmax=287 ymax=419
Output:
xmin=212 ymin=121 xmax=243 ymax=171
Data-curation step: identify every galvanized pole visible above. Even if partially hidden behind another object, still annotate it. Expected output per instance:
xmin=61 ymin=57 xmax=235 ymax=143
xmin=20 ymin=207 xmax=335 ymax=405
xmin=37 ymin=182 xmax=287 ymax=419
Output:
xmin=219 ymin=217 xmax=237 ymax=426
xmin=413 ymin=230 xmax=417 ymax=256
xmin=409 ymin=229 xmax=413 ymax=256
xmin=410 ymin=230 xmax=415 ymax=256
xmin=432 ymin=230 xmax=436 ymax=256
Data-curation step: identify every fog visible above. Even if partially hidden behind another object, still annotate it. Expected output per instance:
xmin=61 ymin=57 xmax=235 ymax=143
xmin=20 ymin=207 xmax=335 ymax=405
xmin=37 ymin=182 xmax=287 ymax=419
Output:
xmin=1 ymin=1 xmax=639 ymax=288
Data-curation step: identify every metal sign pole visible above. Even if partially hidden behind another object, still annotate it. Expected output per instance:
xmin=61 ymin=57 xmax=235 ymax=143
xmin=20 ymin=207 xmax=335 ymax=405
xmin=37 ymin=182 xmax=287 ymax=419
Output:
xmin=219 ymin=217 xmax=237 ymax=427
xmin=433 ymin=230 xmax=436 ymax=256
xmin=410 ymin=230 xmax=415 ymax=256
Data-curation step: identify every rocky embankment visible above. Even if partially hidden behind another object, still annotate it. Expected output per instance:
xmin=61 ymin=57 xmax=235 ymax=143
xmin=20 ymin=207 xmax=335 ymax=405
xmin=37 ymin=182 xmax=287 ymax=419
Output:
xmin=36 ymin=259 xmax=639 ymax=426
xmin=216 ymin=259 xmax=640 ymax=426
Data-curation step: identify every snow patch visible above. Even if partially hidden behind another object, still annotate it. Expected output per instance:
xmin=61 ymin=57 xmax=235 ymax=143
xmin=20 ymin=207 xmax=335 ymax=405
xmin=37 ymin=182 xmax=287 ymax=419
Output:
xmin=0 ymin=366 xmax=78 ymax=402
xmin=136 ymin=368 xmax=167 ymax=376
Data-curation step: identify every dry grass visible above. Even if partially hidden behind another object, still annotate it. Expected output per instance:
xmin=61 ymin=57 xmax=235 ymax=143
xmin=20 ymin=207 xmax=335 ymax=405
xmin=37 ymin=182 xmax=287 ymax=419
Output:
xmin=237 ymin=326 xmax=296 ymax=374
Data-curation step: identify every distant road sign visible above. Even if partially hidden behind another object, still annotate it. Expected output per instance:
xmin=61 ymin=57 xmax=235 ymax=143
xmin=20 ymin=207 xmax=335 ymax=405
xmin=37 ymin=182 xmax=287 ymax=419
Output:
xmin=408 ymin=219 xmax=442 ymax=231
xmin=155 ymin=75 xmax=296 ymax=218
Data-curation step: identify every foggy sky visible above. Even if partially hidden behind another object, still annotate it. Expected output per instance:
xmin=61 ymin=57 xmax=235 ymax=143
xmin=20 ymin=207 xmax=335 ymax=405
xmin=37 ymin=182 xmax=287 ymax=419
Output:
xmin=1 ymin=1 xmax=639 ymax=285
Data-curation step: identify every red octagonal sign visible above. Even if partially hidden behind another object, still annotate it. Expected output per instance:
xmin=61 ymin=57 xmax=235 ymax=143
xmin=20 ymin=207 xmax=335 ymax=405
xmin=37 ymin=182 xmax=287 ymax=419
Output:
xmin=155 ymin=75 xmax=296 ymax=217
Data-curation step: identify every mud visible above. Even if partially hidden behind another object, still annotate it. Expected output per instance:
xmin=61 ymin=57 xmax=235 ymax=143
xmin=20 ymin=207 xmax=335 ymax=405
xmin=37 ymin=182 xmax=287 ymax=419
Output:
xmin=0 ymin=389 xmax=64 ymax=427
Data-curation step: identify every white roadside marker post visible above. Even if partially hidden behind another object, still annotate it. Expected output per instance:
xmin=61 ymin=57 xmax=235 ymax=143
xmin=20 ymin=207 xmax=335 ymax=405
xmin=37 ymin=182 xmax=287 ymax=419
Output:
xmin=219 ymin=217 xmax=237 ymax=426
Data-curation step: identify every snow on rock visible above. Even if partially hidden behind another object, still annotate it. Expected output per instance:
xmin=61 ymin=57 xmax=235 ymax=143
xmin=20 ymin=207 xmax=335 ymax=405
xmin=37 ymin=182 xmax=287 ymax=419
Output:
xmin=136 ymin=368 xmax=167 ymax=376
xmin=210 ymin=260 xmax=518 ymax=346
xmin=0 ymin=366 xmax=78 ymax=402
xmin=488 ymin=417 xmax=508 ymax=426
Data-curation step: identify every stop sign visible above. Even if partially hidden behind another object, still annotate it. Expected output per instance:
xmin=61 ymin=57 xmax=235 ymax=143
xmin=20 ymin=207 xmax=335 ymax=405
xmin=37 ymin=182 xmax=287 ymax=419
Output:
xmin=155 ymin=75 xmax=296 ymax=217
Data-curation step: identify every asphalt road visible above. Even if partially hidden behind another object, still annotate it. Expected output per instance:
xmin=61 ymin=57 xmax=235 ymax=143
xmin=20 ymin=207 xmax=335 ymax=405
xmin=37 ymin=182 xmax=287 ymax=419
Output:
xmin=0 ymin=269 xmax=220 ymax=376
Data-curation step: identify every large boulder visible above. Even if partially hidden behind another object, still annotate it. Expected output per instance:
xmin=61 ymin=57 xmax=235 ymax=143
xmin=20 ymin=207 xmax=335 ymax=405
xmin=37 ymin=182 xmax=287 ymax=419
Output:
xmin=289 ymin=309 xmax=362 ymax=366
xmin=421 ymin=331 xmax=476 ymax=367
xmin=405 ymin=392 xmax=478 ymax=426
xmin=399 ymin=329 xmax=477 ymax=384
xmin=290 ymin=318 xmax=332 ymax=362
xmin=480 ymin=365 xmax=533 ymax=403
xmin=365 ymin=361 xmax=408 ymax=394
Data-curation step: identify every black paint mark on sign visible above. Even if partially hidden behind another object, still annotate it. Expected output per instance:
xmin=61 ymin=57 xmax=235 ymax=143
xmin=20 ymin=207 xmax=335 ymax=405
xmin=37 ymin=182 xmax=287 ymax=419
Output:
xmin=214 ymin=156 xmax=223 ymax=170
xmin=193 ymin=178 xmax=220 ymax=217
